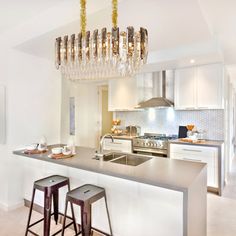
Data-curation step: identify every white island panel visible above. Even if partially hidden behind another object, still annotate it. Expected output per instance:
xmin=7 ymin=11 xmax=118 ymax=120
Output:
xmin=22 ymin=159 xmax=183 ymax=236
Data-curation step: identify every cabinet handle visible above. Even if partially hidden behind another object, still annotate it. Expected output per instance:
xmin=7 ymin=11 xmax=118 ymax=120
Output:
xmin=185 ymin=107 xmax=195 ymax=110
xmin=183 ymin=157 xmax=202 ymax=162
xmin=182 ymin=148 xmax=202 ymax=153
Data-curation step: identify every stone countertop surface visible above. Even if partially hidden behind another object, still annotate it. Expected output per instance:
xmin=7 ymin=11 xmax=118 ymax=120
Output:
xmin=13 ymin=145 xmax=206 ymax=193
xmin=170 ymin=139 xmax=224 ymax=147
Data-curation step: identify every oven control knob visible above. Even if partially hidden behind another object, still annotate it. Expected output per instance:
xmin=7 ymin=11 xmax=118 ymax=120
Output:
xmin=150 ymin=142 xmax=154 ymax=147
xmin=156 ymin=142 xmax=161 ymax=147
xmin=153 ymin=143 xmax=157 ymax=147
xmin=146 ymin=142 xmax=150 ymax=147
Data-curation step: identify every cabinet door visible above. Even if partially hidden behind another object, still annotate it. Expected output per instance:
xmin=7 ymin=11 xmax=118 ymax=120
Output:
xmin=170 ymin=144 xmax=219 ymax=188
xmin=174 ymin=68 xmax=196 ymax=109
xmin=197 ymin=64 xmax=224 ymax=109
xmin=108 ymin=78 xmax=138 ymax=111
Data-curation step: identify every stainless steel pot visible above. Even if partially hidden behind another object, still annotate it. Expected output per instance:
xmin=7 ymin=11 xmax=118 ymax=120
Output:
xmin=126 ymin=125 xmax=141 ymax=136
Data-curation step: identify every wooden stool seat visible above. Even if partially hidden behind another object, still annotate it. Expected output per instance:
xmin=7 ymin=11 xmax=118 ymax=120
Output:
xmin=62 ymin=184 xmax=113 ymax=236
xmin=25 ymin=175 xmax=77 ymax=236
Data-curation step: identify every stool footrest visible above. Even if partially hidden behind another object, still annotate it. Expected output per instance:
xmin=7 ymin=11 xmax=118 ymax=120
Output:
xmin=92 ymin=227 xmax=112 ymax=236
xmin=26 ymin=212 xmax=76 ymax=236
xmin=28 ymin=229 xmax=40 ymax=236
xmin=28 ymin=212 xmax=55 ymax=228
xmin=74 ymin=230 xmax=82 ymax=236
xmin=75 ymin=227 xmax=111 ymax=236
xmin=51 ymin=221 xmax=74 ymax=236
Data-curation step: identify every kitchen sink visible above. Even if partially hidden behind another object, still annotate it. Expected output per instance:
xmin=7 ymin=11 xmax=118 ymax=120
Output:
xmin=93 ymin=152 xmax=152 ymax=166
xmin=111 ymin=154 xmax=152 ymax=166
xmin=93 ymin=152 xmax=124 ymax=161
xmin=102 ymin=153 xmax=124 ymax=161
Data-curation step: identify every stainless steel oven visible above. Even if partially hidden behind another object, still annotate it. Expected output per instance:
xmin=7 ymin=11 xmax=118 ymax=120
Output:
xmin=132 ymin=133 xmax=177 ymax=157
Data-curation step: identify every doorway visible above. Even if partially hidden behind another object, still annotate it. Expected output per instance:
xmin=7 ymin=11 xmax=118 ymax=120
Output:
xmin=99 ymin=85 xmax=113 ymax=137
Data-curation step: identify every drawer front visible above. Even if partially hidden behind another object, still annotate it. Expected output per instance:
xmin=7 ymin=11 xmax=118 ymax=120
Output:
xmin=170 ymin=144 xmax=218 ymax=167
xmin=103 ymin=138 xmax=132 ymax=153
xmin=170 ymin=144 xmax=217 ymax=156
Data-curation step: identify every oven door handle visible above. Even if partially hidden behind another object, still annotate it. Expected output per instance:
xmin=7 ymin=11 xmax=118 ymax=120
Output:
xmin=133 ymin=147 xmax=167 ymax=155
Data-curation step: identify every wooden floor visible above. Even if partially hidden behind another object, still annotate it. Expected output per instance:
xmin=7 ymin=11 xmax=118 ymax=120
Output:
xmin=1 ymin=158 xmax=236 ymax=236
xmin=0 ymin=205 xmax=102 ymax=236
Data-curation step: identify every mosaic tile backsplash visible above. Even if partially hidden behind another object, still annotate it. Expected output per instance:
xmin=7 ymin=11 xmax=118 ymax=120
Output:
xmin=115 ymin=109 xmax=224 ymax=141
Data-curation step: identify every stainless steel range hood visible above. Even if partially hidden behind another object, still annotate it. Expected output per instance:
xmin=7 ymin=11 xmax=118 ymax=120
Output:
xmin=135 ymin=71 xmax=174 ymax=109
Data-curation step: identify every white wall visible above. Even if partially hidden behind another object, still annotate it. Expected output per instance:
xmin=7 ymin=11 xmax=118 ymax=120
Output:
xmin=0 ymin=48 xmax=61 ymax=209
xmin=61 ymin=79 xmax=100 ymax=149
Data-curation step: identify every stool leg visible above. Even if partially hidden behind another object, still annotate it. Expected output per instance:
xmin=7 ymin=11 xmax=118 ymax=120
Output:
xmin=53 ymin=189 xmax=59 ymax=225
xmin=25 ymin=187 xmax=36 ymax=236
xmin=61 ymin=198 xmax=69 ymax=236
xmin=68 ymin=183 xmax=78 ymax=234
xmin=44 ymin=191 xmax=52 ymax=236
xmin=104 ymin=194 xmax=113 ymax=236
xmin=81 ymin=203 xmax=92 ymax=236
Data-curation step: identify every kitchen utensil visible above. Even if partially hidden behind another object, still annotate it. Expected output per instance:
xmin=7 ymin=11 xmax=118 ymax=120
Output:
xmin=26 ymin=143 xmax=38 ymax=151
xmin=126 ymin=125 xmax=141 ymax=136
xmin=51 ymin=147 xmax=63 ymax=155
xmin=24 ymin=149 xmax=47 ymax=155
xmin=48 ymin=153 xmax=74 ymax=159
xmin=186 ymin=124 xmax=194 ymax=131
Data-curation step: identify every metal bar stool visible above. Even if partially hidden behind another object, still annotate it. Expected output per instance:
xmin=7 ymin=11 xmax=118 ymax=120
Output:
xmin=25 ymin=175 xmax=78 ymax=236
xmin=62 ymin=184 xmax=113 ymax=236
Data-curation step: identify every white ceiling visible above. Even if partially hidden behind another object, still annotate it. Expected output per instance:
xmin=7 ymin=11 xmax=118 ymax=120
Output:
xmin=0 ymin=0 xmax=66 ymax=33
xmin=198 ymin=0 xmax=236 ymax=64
xmin=12 ymin=0 xmax=213 ymax=59
xmin=1 ymin=0 xmax=236 ymax=77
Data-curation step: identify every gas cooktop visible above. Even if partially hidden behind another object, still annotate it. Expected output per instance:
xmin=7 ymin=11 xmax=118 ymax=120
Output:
xmin=132 ymin=133 xmax=178 ymax=156
xmin=137 ymin=133 xmax=177 ymax=141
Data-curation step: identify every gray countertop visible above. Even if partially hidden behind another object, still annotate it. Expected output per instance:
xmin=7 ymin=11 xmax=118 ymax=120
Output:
xmin=13 ymin=145 xmax=206 ymax=193
xmin=170 ymin=139 xmax=224 ymax=147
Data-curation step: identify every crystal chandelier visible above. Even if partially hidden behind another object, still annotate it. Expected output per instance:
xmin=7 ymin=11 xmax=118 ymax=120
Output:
xmin=55 ymin=0 xmax=148 ymax=81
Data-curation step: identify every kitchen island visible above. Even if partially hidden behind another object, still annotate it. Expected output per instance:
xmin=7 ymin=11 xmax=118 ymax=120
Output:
xmin=14 ymin=145 xmax=207 ymax=236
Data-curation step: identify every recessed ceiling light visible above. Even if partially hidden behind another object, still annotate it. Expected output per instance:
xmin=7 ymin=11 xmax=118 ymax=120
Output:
xmin=190 ymin=59 xmax=195 ymax=64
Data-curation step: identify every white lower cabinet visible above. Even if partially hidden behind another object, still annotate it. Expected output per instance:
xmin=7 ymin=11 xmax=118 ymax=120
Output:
xmin=170 ymin=144 xmax=218 ymax=188
xmin=103 ymin=138 xmax=132 ymax=153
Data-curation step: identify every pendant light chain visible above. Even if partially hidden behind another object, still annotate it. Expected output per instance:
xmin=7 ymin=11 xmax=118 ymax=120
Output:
xmin=112 ymin=0 xmax=118 ymax=28
xmin=55 ymin=0 xmax=148 ymax=80
xmin=80 ymin=0 xmax=86 ymax=37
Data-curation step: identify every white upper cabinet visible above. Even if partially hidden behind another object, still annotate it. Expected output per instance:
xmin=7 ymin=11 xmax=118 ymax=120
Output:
xmin=197 ymin=64 xmax=224 ymax=109
xmin=136 ymin=72 xmax=153 ymax=103
xmin=108 ymin=77 xmax=138 ymax=111
xmin=174 ymin=68 xmax=196 ymax=109
xmin=174 ymin=64 xmax=224 ymax=110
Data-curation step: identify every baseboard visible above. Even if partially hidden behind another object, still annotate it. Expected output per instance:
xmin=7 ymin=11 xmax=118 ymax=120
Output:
xmin=24 ymin=199 xmax=44 ymax=214
xmin=0 ymin=200 xmax=24 ymax=211
xmin=207 ymin=186 xmax=219 ymax=195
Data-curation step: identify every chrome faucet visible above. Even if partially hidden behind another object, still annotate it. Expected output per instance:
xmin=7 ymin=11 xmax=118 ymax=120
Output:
xmin=99 ymin=133 xmax=114 ymax=154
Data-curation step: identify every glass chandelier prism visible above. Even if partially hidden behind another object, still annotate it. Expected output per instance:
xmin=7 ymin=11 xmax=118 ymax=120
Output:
xmin=55 ymin=0 xmax=148 ymax=81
